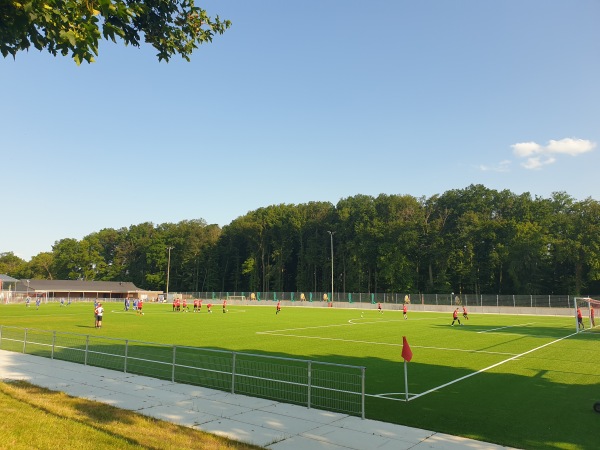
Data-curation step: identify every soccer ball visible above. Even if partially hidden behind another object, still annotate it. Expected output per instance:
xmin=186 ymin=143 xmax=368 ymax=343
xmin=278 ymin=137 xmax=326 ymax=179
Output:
xmin=142 ymin=313 xmax=144 ymax=315
xmin=361 ymin=313 xmax=363 ymax=317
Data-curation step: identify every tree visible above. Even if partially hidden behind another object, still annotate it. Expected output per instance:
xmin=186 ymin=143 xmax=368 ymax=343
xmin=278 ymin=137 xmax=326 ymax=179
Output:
xmin=28 ymin=252 xmax=55 ymax=279
xmin=0 ymin=252 xmax=26 ymax=277
xmin=1 ymin=0 xmax=231 ymax=64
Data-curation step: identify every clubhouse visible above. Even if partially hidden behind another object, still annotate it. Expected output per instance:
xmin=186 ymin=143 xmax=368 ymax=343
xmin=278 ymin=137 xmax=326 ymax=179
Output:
xmin=0 ymin=277 xmax=162 ymax=303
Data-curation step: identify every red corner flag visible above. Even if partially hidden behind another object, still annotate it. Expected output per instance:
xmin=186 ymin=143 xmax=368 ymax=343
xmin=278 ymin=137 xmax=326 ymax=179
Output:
xmin=402 ymin=336 xmax=413 ymax=362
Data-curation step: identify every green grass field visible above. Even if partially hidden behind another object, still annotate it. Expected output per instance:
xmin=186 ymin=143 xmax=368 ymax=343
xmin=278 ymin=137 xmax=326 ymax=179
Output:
xmin=1 ymin=301 xmax=598 ymax=449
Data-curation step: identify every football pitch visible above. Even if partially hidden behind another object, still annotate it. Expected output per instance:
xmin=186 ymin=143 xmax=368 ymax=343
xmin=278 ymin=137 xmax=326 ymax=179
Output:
xmin=1 ymin=302 xmax=598 ymax=449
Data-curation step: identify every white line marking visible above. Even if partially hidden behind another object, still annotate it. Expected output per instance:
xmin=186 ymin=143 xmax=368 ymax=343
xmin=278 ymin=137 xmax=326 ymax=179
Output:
xmin=408 ymin=331 xmax=578 ymax=401
xmin=477 ymin=323 xmax=535 ymax=333
xmin=258 ymin=332 xmax=517 ymax=355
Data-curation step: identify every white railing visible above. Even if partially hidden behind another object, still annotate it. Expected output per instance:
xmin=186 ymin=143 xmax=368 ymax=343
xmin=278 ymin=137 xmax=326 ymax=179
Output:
xmin=0 ymin=325 xmax=366 ymax=418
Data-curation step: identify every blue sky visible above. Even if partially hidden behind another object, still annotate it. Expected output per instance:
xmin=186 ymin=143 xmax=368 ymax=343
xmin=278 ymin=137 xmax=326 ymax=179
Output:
xmin=2 ymin=1 xmax=599 ymax=261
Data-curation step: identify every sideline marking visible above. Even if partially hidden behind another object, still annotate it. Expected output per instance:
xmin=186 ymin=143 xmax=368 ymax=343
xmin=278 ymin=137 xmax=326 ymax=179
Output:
xmin=477 ymin=323 xmax=535 ymax=333
xmin=408 ymin=331 xmax=578 ymax=402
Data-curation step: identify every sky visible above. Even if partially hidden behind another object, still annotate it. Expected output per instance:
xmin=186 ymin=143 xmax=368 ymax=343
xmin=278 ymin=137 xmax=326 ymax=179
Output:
xmin=1 ymin=1 xmax=599 ymax=261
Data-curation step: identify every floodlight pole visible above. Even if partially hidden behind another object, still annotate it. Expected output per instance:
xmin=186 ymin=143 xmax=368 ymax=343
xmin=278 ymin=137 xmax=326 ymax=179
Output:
xmin=327 ymin=231 xmax=335 ymax=302
xmin=166 ymin=246 xmax=174 ymax=302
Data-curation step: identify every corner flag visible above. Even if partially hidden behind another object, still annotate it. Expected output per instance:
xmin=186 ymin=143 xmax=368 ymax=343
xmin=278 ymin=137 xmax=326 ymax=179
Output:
xmin=402 ymin=336 xmax=413 ymax=362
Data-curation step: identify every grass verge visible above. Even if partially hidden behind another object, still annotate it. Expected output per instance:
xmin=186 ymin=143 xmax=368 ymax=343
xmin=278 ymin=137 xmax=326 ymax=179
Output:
xmin=0 ymin=380 xmax=264 ymax=450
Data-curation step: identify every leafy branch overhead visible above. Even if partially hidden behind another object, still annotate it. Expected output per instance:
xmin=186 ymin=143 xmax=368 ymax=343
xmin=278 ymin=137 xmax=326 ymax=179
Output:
xmin=1 ymin=0 xmax=231 ymax=64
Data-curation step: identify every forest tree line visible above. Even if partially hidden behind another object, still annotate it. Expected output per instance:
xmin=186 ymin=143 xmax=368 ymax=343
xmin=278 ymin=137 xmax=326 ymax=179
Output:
xmin=2 ymin=185 xmax=600 ymax=296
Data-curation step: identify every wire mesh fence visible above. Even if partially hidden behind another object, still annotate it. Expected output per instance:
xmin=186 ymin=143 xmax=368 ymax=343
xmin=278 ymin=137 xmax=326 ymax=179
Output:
xmin=0 ymin=325 xmax=366 ymax=418
xmin=173 ymin=291 xmax=587 ymax=310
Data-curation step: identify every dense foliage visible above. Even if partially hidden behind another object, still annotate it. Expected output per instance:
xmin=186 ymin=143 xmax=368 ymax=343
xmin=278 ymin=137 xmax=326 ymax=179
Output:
xmin=3 ymin=185 xmax=600 ymax=295
xmin=0 ymin=0 xmax=230 ymax=64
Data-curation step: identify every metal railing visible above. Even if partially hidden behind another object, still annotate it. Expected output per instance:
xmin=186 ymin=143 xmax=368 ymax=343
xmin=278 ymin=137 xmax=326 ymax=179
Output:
xmin=0 ymin=325 xmax=366 ymax=418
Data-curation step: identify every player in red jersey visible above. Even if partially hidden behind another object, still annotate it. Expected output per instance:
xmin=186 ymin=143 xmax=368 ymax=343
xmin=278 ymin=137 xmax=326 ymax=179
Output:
xmin=462 ymin=306 xmax=469 ymax=320
xmin=276 ymin=301 xmax=281 ymax=315
xmin=451 ymin=308 xmax=461 ymax=326
xmin=403 ymin=303 xmax=408 ymax=319
xmin=577 ymin=307 xmax=584 ymax=330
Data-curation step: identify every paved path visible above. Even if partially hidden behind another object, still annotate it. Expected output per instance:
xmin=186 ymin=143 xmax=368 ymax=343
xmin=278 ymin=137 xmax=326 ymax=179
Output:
xmin=0 ymin=350 xmax=515 ymax=449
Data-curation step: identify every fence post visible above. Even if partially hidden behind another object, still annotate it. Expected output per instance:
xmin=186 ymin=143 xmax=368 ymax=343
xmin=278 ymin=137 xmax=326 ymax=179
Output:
xmin=231 ymin=352 xmax=236 ymax=394
xmin=307 ymin=361 xmax=312 ymax=409
xmin=124 ymin=340 xmax=128 ymax=374
xmin=23 ymin=328 xmax=28 ymax=354
xmin=513 ymin=295 xmax=515 ymax=307
xmin=172 ymin=346 xmax=177 ymax=382
xmin=361 ymin=367 xmax=366 ymax=420
xmin=52 ymin=331 xmax=56 ymax=359
xmin=85 ymin=335 xmax=89 ymax=366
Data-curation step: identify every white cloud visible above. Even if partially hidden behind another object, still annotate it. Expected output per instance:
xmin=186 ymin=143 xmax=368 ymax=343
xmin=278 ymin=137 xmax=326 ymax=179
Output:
xmin=511 ymin=142 xmax=542 ymax=157
xmin=521 ymin=156 xmax=556 ymax=170
xmin=511 ymin=138 xmax=596 ymax=170
xmin=479 ymin=160 xmax=511 ymax=172
xmin=546 ymin=138 xmax=596 ymax=156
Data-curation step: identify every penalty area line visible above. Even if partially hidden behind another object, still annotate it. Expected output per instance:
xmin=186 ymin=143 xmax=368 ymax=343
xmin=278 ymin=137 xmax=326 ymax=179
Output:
xmin=408 ymin=331 xmax=578 ymax=402
xmin=257 ymin=332 xmax=517 ymax=355
xmin=477 ymin=323 xmax=535 ymax=333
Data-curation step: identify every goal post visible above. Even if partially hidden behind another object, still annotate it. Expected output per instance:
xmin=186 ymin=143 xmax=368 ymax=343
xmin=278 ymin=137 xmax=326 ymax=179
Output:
xmin=574 ymin=297 xmax=599 ymax=333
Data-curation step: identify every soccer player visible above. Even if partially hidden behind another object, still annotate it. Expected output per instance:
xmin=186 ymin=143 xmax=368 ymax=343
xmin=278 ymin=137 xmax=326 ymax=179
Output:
xmin=276 ymin=301 xmax=281 ymax=315
xmin=462 ymin=306 xmax=469 ymax=320
xmin=182 ymin=298 xmax=188 ymax=312
xmin=451 ymin=308 xmax=462 ymax=326
xmin=25 ymin=296 xmax=31 ymax=307
xmin=403 ymin=303 xmax=408 ymax=319
xmin=377 ymin=302 xmax=382 ymax=313
xmin=222 ymin=299 xmax=227 ymax=313
xmin=577 ymin=307 xmax=584 ymax=330
xmin=193 ymin=299 xmax=199 ymax=312
xmin=60 ymin=298 xmax=65 ymax=307
xmin=137 ymin=299 xmax=144 ymax=315
xmin=35 ymin=297 xmax=41 ymax=310
xmin=207 ymin=303 xmax=212 ymax=313
xmin=591 ymin=306 xmax=596 ymax=327
xmin=96 ymin=303 xmax=104 ymax=328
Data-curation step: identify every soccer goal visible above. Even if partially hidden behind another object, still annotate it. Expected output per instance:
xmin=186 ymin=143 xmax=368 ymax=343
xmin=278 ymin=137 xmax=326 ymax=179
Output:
xmin=574 ymin=297 xmax=599 ymax=333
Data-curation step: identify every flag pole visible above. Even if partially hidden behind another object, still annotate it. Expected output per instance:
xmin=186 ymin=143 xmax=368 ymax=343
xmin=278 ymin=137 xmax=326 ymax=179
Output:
xmin=404 ymin=360 xmax=408 ymax=401
xmin=401 ymin=335 xmax=413 ymax=401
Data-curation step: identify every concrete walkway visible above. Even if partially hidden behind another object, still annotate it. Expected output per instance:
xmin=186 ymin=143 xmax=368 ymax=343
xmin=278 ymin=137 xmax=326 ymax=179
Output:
xmin=0 ymin=350 xmax=514 ymax=449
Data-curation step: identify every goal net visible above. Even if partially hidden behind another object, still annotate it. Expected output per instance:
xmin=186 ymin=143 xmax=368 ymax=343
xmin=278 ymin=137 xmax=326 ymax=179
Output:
xmin=573 ymin=297 xmax=599 ymax=333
